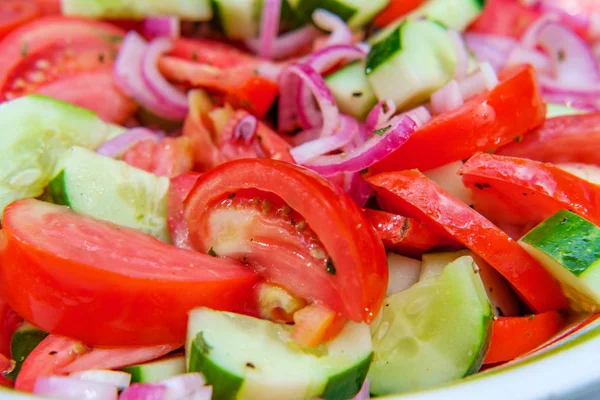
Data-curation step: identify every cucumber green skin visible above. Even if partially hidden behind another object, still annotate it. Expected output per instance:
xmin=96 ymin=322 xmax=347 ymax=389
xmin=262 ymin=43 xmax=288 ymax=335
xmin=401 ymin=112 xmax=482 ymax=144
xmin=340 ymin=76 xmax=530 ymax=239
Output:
xmin=325 ymin=62 xmax=377 ymax=121
xmin=321 ymin=354 xmax=373 ymax=400
xmin=7 ymin=327 xmax=49 ymax=380
xmin=289 ymin=0 xmax=356 ymax=23
xmin=522 ymin=210 xmax=600 ymax=277
xmin=188 ymin=334 xmax=244 ymax=400
xmin=48 ymin=170 xmax=70 ymax=207
xmin=62 ymin=0 xmax=213 ymax=20
xmin=365 ymin=25 xmax=403 ymax=75
xmin=123 ymin=356 xmax=186 ymax=384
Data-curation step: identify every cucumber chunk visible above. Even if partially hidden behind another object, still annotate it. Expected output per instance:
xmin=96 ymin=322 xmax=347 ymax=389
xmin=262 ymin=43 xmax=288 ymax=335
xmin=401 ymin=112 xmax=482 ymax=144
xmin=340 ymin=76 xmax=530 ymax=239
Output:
xmin=325 ymin=62 xmax=378 ymax=121
xmin=546 ymin=103 xmax=587 ymax=118
xmin=386 ymin=253 xmax=421 ymax=296
xmin=370 ymin=0 xmax=486 ymax=44
xmin=369 ymin=256 xmax=492 ymax=395
xmin=61 ymin=0 xmax=213 ymax=20
xmin=287 ymin=0 xmax=389 ymax=28
xmin=49 ymin=146 xmax=170 ymax=242
xmin=213 ymin=0 xmax=261 ymax=39
xmin=8 ymin=323 xmax=49 ymax=380
xmin=520 ymin=210 xmax=600 ymax=313
xmin=123 ymin=356 xmax=186 ymax=383
xmin=186 ymin=308 xmax=372 ymax=400
xmin=0 ymin=95 xmax=116 ymax=218
xmin=366 ymin=19 xmax=456 ymax=110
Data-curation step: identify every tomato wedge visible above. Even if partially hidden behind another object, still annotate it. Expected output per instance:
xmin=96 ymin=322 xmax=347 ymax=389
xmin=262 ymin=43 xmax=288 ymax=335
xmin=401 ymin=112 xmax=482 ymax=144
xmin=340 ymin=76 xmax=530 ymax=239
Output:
xmin=0 ymin=199 xmax=259 ymax=346
xmin=460 ymin=153 xmax=600 ymax=227
xmin=185 ymin=159 xmax=388 ymax=323
xmin=0 ymin=353 xmax=11 ymax=388
xmin=168 ymin=172 xmax=202 ymax=249
xmin=123 ymin=137 xmax=194 ymax=178
xmin=291 ymin=304 xmax=346 ymax=348
xmin=373 ymin=0 xmax=425 ymax=27
xmin=484 ymin=311 xmax=565 ymax=364
xmin=496 ymin=113 xmax=600 ymax=166
xmin=0 ymin=0 xmax=40 ymax=39
xmin=468 ymin=0 xmax=541 ymax=38
xmin=367 ymin=170 xmax=568 ymax=313
xmin=370 ymin=65 xmax=546 ymax=173
xmin=169 ymin=38 xmax=261 ymax=69
xmin=363 ymin=208 xmax=459 ymax=258
xmin=15 ymin=335 xmax=87 ymax=392
xmin=0 ymin=299 xmax=23 ymax=358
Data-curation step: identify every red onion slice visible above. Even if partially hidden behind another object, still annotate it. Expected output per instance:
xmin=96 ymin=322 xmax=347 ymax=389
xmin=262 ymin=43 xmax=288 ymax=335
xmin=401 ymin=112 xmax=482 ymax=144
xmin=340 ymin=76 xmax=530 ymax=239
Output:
xmin=539 ymin=0 xmax=591 ymax=30
xmin=396 ymin=106 xmax=432 ymax=128
xmin=120 ymin=384 xmax=167 ymax=400
xmin=142 ymin=17 xmax=180 ymax=39
xmin=506 ymin=45 xmax=553 ymax=74
xmin=344 ymin=172 xmax=372 ymax=208
xmin=233 ymin=114 xmax=258 ymax=144
xmin=257 ymin=0 xmax=282 ymax=59
xmin=312 ymin=8 xmax=352 ymax=47
xmin=33 ymin=376 xmax=118 ymax=400
xmin=449 ymin=30 xmax=469 ymax=80
xmin=141 ymin=38 xmax=189 ymax=116
xmin=352 ymin=379 xmax=370 ymax=400
xmin=159 ymin=373 xmax=207 ymax=398
xmin=365 ymin=99 xmax=396 ymax=133
xmin=430 ymin=80 xmax=464 ymax=115
xmin=290 ymin=114 xmax=358 ymax=164
xmin=302 ymin=115 xmax=417 ymax=176
xmin=464 ymin=33 xmax=518 ymax=71
xmin=458 ymin=62 xmax=499 ymax=100
xmin=521 ymin=14 xmax=560 ymax=49
xmin=70 ymin=370 xmax=131 ymax=390
xmin=96 ymin=128 xmax=162 ymax=159
xmin=114 ymin=32 xmax=186 ymax=120
xmin=247 ymin=26 xmax=320 ymax=61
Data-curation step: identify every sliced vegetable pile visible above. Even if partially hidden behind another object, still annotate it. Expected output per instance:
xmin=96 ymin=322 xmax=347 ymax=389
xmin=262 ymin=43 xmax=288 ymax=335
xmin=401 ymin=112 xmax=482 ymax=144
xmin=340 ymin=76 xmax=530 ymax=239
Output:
xmin=0 ymin=0 xmax=599 ymax=399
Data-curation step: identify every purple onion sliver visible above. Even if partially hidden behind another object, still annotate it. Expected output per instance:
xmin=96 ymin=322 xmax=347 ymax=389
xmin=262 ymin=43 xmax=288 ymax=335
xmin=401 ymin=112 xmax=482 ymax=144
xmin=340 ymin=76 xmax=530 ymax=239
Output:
xmin=258 ymin=0 xmax=282 ymax=59
xmin=506 ymin=45 xmax=553 ymax=74
xmin=352 ymin=379 xmax=370 ymax=400
xmin=159 ymin=373 xmax=206 ymax=397
xmin=449 ymin=30 xmax=469 ymax=80
xmin=308 ymin=44 xmax=367 ymax=75
xmin=248 ymin=26 xmax=320 ymax=60
xmin=312 ymin=8 xmax=353 ymax=48
xmin=345 ymin=172 xmax=372 ymax=208
xmin=186 ymin=386 xmax=213 ymax=400
xmin=119 ymin=384 xmax=167 ymax=400
xmin=430 ymin=80 xmax=464 ymax=115
xmin=520 ymin=14 xmax=560 ymax=49
xmin=233 ymin=114 xmax=258 ymax=144
xmin=142 ymin=16 xmax=180 ymax=39
xmin=302 ymin=115 xmax=417 ymax=176
xmin=365 ymin=99 xmax=396 ymax=133
xmin=96 ymin=128 xmax=161 ymax=158
xmin=395 ymin=106 xmax=431 ymax=129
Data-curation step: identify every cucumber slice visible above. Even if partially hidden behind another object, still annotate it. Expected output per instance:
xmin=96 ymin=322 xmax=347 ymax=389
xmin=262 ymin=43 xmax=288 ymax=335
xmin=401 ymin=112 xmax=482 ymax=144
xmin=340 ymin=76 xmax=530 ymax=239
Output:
xmin=557 ymin=163 xmax=600 ymax=185
xmin=369 ymin=256 xmax=492 ymax=395
xmin=7 ymin=323 xmax=49 ymax=380
xmin=366 ymin=19 xmax=456 ymax=110
xmin=287 ymin=0 xmax=389 ymax=28
xmin=387 ymin=253 xmax=421 ymax=296
xmin=213 ymin=0 xmax=261 ymax=39
xmin=49 ymin=146 xmax=170 ymax=242
xmin=123 ymin=356 xmax=186 ymax=383
xmin=0 ymin=95 xmax=115 ymax=218
xmin=186 ymin=308 xmax=372 ymax=400
xmin=419 ymin=250 xmax=471 ymax=281
xmin=423 ymin=161 xmax=473 ymax=206
xmin=520 ymin=210 xmax=600 ymax=313
xmin=325 ymin=62 xmax=378 ymax=121
xmin=370 ymin=0 xmax=486 ymax=44
xmin=62 ymin=0 xmax=213 ymax=20
xmin=546 ymin=103 xmax=587 ymax=118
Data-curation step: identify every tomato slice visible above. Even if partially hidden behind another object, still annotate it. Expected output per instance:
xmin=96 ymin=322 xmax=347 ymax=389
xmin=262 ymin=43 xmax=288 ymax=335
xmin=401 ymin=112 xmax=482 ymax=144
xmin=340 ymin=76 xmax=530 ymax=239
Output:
xmin=15 ymin=335 xmax=87 ymax=392
xmin=484 ymin=311 xmax=565 ymax=364
xmin=363 ymin=208 xmax=459 ymax=258
xmin=168 ymin=172 xmax=202 ymax=249
xmin=370 ymin=65 xmax=546 ymax=173
xmin=169 ymin=38 xmax=261 ymax=69
xmin=0 ymin=353 xmax=12 ymax=388
xmin=0 ymin=199 xmax=260 ymax=346
xmin=185 ymin=159 xmax=388 ymax=323
xmin=373 ymin=0 xmax=425 ymax=27
xmin=367 ymin=170 xmax=568 ymax=313
xmin=123 ymin=137 xmax=195 ymax=178
xmin=468 ymin=0 xmax=541 ymax=38
xmin=496 ymin=113 xmax=600 ymax=166
xmin=0 ymin=298 xmax=23 ymax=358
xmin=35 ymin=0 xmax=60 ymax=15
xmin=291 ymin=304 xmax=346 ymax=348
xmin=35 ymin=67 xmax=138 ymax=124
xmin=225 ymin=75 xmax=280 ymax=118
xmin=0 ymin=0 xmax=40 ymax=39
xmin=460 ymin=153 xmax=600 ymax=227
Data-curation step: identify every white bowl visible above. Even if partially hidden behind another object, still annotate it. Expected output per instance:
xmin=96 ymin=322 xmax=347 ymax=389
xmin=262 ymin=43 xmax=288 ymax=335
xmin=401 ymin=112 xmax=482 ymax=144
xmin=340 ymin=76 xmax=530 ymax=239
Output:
xmin=2 ymin=316 xmax=600 ymax=400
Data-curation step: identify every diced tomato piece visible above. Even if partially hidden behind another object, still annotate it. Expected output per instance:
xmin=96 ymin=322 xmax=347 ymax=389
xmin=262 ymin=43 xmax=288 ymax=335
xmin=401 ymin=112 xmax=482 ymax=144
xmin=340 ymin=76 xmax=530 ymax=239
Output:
xmin=496 ymin=113 xmax=600 ymax=166
xmin=484 ymin=311 xmax=565 ymax=364
xmin=371 ymin=65 xmax=546 ymax=172
xmin=363 ymin=209 xmax=459 ymax=257
xmin=168 ymin=172 xmax=202 ymax=249
xmin=185 ymin=159 xmax=388 ymax=323
xmin=0 ymin=199 xmax=260 ymax=346
xmin=367 ymin=170 xmax=569 ymax=313
xmin=35 ymin=0 xmax=60 ymax=15
xmin=0 ymin=0 xmax=41 ymax=39
xmin=123 ymin=137 xmax=194 ymax=178
xmin=292 ymin=304 xmax=346 ymax=348
xmin=169 ymin=38 xmax=260 ymax=69
xmin=373 ymin=0 xmax=425 ymax=27
xmin=0 ymin=298 xmax=23 ymax=358
xmin=225 ymin=75 xmax=279 ymax=118
xmin=460 ymin=153 xmax=600 ymax=227
xmin=469 ymin=0 xmax=541 ymax=38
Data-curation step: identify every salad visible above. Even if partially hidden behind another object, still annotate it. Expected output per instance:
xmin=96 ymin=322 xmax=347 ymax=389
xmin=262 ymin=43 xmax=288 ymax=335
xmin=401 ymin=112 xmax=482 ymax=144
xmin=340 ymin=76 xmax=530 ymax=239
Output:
xmin=0 ymin=0 xmax=599 ymax=399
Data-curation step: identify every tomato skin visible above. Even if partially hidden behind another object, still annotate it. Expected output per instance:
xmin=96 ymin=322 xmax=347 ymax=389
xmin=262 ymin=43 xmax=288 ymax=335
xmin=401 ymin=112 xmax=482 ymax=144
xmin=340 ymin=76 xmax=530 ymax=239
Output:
xmin=0 ymin=0 xmax=41 ymax=40
xmin=373 ymin=0 xmax=425 ymax=27
xmin=371 ymin=65 xmax=546 ymax=173
xmin=185 ymin=159 xmax=388 ymax=323
xmin=168 ymin=172 xmax=202 ymax=249
xmin=123 ymin=137 xmax=195 ymax=178
xmin=460 ymin=153 xmax=600 ymax=227
xmin=0 ymin=299 xmax=23 ymax=358
xmin=367 ymin=170 xmax=569 ymax=313
xmin=15 ymin=335 xmax=87 ymax=392
xmin=225 ymin=75 xmax=279 ymax=118
xmin=169 ymin=38 xmax=260 ymax=69
xmin=484 ymin=311 xmax=565 ymax=364
xmin=35 ymin=0 xmax=60 ymax=15
xmin=496 ymin=114 xmax=600 ymax=166
xmin=0 ymin=353 xmax=12 ymax=388
xmin=0 ymin=199 xmax=260 ymax=346
xmin=35 ymin=67 xmax=138 ymax=124
xmin=363 ymin=209 xmax=459 ymax=258
xmin=469 ymin=0 xmax=541 ymax=38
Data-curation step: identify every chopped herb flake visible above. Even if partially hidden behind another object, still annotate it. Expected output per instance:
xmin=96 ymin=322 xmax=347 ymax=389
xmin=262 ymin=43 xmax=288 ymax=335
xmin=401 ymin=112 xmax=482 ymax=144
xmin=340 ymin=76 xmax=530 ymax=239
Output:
xmin=352 ymin=92 xmax=363 ymax=97
xmin=373 ymin=125 xmax=392 ymax=136
xmin=196 ymin=332 xmax=213 ymax=355
xmin=208 ymin=247 xmax=217 ymax=257
xmin=326 ymin=258 xmax=337 ymax=275
xmin=192 ymin=52 xmax=199 ymax=61
xmin=227 ymin=193 xmax=236 ymax=199
xmin=21 ymin=43 xmax=29 ymax=58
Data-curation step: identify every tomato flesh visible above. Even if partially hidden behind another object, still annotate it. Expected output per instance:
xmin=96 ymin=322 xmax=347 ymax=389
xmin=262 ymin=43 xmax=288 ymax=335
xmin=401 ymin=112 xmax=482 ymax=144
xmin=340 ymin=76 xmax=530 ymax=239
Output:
xmin=0 ymin=353 xmax=12 ymax=388
xmin=484 ymin=311 xmax=565 ymax=364
xmin=496 ymin=113 xmax=600 ymax=166
xmin=373 ymin=0 xmax=425 ymax=27
xmin=0 ymin=0 xmax=40 ymax=40
xmin=168 ymin=172 xmax=202 ymax=249
xmin=292 ymin=304 xmax=346 ymax=348
xmin=367 ymin=170 xmax=569 ymax=313
xmin=469 ymin=0 xmax=541 ymax=38
xmin=371 ymin=65 xmax=546 ymax=172
xmin=185 ymin=159 xmax=388 ymax=323
xmin=0 ymin=299 xmax=23 ymax=358
xmin=460 ymin=153 xmax=600 ymax=228
xmin=0 ymin=199 xmax=259 ymax=346
xmin=363 ymin=208 xmax=459 ymax=257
